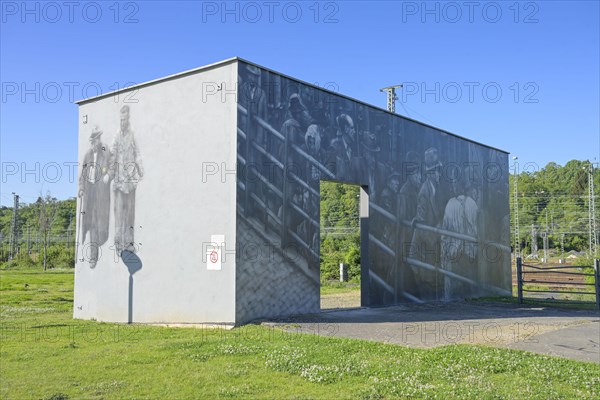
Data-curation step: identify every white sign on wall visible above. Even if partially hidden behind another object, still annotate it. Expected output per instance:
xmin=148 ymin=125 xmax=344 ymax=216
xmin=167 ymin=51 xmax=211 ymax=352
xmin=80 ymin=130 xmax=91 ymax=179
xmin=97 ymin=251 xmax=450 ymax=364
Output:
xmin=207 ymin=234 xmax=224 ymax=270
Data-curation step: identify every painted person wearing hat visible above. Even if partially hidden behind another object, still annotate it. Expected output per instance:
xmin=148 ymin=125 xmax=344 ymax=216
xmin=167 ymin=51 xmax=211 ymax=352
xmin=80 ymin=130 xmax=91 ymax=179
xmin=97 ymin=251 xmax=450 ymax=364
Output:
xmin=78 ymin=125 xmax=111 ymax=268
xmin=239 ymin=64 xmax=268 ymax=147
xmin=369 ymin=169 xmax=403 ymax=305
xmin=441 ymin=165 xmax=480 ymax=299
xmin=109 ymin=105 xmax=143 ymax=254
xmin=330 ymin=113 xmax=361 ymax=180
xmin=361 ymin=131 xmax=388 ymax=204
xmin=280 ymin=93 xmax=313 ymax=150
xmin=398 ymin=151 xmax=422 ymax=230
xmin=396 ymin=151 xmax=422 ymax=297
xmin=239 ymin=64 xmax=268 ymax=219
xmin=296 ymin=124 xmax=327 ymax=245
xmin=274 ymin=93 xmax=314 ymax=227
xmin=409 ymin=147 xmax=445 ymax=300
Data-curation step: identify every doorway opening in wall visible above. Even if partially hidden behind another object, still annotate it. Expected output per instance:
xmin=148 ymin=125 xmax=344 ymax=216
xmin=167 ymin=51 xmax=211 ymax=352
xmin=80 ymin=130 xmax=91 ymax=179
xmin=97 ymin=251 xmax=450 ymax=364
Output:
xmin=319 ymin=181 xmax=367 ymax=310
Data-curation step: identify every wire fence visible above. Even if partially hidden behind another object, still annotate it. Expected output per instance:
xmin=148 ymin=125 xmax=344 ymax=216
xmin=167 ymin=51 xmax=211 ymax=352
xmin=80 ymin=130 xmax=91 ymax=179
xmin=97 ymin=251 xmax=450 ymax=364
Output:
xmin=0 ymin=233 xmax=76 ymax=264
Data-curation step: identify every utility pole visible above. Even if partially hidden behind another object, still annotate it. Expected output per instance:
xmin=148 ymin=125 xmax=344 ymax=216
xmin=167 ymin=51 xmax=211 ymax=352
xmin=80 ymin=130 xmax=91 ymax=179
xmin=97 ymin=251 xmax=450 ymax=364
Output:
xmin=531 ymin=224 xmax=538 ymax=259
xmin=543 ymin=231 xmax=548 ymax=263
xmin=380 ymin=85 xmax=403 ymax=113
xmin=586 ymin=162 xmax=597 ymax=257
xmin=513 ymin=157 xmax=520 ymax=260
xmin=544 ymin=209 xmax=549 ymax=263
xmin=9 ymin=193 xmax=19 ymax=260
xmin=27 ymin=224 xmax=31 ymax=254
xmin=66 ymin=212 xmax=72 ymax=249
xmin=560 ymin=233 xmax=565 ymax=263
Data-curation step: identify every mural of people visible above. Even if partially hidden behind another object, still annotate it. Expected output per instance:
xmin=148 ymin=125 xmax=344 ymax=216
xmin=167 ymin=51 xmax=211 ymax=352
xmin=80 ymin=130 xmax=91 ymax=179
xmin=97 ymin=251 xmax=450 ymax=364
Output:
xmin=276 ymin=93 xmax=321 ymax=243
xmin=441 ymin=166 xmax=480 ymax=299
xmin=361 ymin=131 xmax=388 ymax=204
xmin=330 ymin=113 xmax=361 ymax=180
xmin=281 ymin=93 xmax=312 ymax=149
xmin=397 ymin=151 xmax=422 ymax=296
xmin=375 ymin=171 xmax=401 ymax=304
xmin=410 ymin=147 xmax=444 ymax=299
xmin=239 ymin=64 xmax=270 ymax=224
xmin=109 ymin=105 xmax=143 ymax=254
xmin=398 ymin=152 xmax=422 ymax=240
xmin=380 ymin=172 xmax=401 ymax=247
xmin=233 ymin=61 xmax=510 ymax=310
xmin=298 ymin=124 xmax=325 ymax=249
xmin=239 ymin=64 xmax=268 ymax=145
xmin=78 ymin=126 xmax=111 ymax=268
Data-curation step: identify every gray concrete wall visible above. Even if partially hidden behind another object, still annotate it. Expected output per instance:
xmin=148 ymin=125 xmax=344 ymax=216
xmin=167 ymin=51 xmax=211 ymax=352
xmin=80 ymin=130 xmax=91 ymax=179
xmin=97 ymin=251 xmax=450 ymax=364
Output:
xmin=74 ymin=61 xmax=238 ymax=323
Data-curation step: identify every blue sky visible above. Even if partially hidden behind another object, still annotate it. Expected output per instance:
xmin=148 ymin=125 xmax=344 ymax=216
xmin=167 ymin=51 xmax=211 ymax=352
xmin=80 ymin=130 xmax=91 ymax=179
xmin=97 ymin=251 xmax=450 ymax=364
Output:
xmin=1 ymin=0 xmax=598 ymax=206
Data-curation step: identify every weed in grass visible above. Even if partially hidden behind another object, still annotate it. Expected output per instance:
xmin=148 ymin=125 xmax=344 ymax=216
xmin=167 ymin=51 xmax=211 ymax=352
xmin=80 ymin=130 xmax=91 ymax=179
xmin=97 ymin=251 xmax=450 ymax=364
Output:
xmin=0 ymin=305 xmax=57 ymax=317
xmin=219 ymin=383 xmax=255 ymax=398
xmin=42 ymin=394 xmax=70 ymax=400
xmin=80 ymin=380 xmax=125 ymax=396
xmin=224 ymin=363 xmax=249 ymax=377
xmin=217 ymin=343 xmax=264 ymax=355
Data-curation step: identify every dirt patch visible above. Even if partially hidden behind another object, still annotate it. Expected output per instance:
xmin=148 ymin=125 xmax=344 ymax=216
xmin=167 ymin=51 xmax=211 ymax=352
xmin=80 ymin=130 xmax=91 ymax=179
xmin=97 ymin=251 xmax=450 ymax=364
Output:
xmin=320 ymin=291 xmax=361 ymax=310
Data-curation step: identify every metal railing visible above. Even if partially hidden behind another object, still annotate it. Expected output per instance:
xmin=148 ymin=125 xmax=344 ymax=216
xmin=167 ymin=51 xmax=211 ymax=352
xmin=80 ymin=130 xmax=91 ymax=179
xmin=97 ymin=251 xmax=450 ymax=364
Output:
xmin=516 ymin=257 xmax=600 ymax=309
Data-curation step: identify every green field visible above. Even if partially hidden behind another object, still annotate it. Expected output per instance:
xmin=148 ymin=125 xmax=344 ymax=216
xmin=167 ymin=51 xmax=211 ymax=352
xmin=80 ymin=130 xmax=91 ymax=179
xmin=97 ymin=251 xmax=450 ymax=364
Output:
xmin=1 ymin=270 xmax=599 ymax=399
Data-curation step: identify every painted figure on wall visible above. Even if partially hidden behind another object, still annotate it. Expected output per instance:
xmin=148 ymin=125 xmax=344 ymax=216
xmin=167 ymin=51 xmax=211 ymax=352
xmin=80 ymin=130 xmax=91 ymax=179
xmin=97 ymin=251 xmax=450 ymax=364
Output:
xmin=281 ymin=93 xmax=312 ymax=149
xmin=239 ymin=64 xmax=269 ymax=224
xmin=410 ymin=147 xmax=444 ymax=299
xmin=234 ymin=61 xmax=511 ymax=314
xmin=109 ymin=105 xmax=143 ymax=254
xmin=397 ymin=151 xmax=422 ymax=296
xmin=331 ymin=113 xmax=360 ymax=180
xmin=78 ymin=126 xmax=111 ymax=268
xmin=299 ymin=124 xmax=325 ymax=250
xmin=362 ymin=131 xmax=387 ymax=204
xmin=379 ymin=172 xmax=401 ymax=247
xmin=441 ymin=166 xmax=480 ymax=299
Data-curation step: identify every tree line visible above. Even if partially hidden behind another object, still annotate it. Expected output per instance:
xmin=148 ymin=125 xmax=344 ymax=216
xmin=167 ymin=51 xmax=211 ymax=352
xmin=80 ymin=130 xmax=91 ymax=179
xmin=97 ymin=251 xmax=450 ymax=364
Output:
xmin=510 ymin=160 xmax=599 ymax=257
xmin=0 ymin=194 xmax=76 ymax=269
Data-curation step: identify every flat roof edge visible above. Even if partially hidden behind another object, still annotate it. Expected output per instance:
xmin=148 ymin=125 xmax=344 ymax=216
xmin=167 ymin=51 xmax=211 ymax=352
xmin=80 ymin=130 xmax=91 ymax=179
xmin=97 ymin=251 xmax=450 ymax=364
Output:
xmin=75 ymin=57 xmax=239 ymax=105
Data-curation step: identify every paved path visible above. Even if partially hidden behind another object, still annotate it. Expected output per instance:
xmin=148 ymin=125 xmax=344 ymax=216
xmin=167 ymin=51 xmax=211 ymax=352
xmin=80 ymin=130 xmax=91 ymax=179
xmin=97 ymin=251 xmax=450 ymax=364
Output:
xmin=263 ymin=301 xmax=600 ymax=363
xmin=507 ymin=321 xmax=599 ymax=363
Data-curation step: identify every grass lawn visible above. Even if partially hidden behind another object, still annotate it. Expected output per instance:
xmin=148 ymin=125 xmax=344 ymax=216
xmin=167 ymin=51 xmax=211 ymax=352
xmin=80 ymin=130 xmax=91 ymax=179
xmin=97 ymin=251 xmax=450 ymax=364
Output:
xmin=320 ymin=281 xmax=361 ymax=296
xmin=1 ymin=269 xmax=599 ymax=399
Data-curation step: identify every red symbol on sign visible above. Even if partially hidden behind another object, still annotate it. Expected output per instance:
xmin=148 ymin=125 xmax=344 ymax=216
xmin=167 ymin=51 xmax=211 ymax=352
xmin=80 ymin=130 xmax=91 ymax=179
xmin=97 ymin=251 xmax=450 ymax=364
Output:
xmin=210 ymin=251 xmax=218 ymax=263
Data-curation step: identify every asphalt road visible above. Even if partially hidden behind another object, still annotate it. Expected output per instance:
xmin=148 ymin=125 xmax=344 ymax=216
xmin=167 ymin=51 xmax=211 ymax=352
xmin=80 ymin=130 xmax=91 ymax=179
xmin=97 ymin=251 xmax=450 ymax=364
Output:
xmin=264 ymin=301 xmax=600 ymax=363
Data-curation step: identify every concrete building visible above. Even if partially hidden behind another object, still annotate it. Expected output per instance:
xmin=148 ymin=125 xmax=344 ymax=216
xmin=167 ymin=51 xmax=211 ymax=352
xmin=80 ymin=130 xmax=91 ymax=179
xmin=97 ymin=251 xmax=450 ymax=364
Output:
xmin=74 ymin=57 xmax=511 ymax=325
